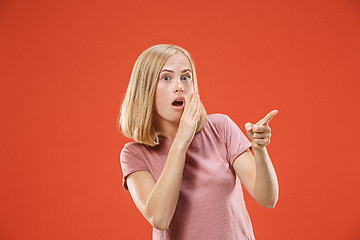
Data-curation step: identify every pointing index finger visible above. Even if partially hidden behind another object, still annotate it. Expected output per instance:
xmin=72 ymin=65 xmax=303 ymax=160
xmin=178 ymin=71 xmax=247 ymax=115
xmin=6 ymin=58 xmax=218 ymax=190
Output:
xmin=257 ymin=109 xmax=278 ymax=125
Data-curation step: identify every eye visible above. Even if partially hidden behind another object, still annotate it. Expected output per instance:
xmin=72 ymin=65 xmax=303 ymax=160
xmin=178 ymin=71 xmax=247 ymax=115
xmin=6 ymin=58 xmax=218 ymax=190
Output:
xmin=182 ymin=75 xmax=191 ymax=81
xmin=163 ymin=75 xmax=170 ymax=81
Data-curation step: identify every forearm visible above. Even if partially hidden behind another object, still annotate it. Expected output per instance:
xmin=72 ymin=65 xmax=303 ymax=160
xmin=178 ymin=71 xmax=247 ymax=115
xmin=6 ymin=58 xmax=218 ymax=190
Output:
xmin=145 ymin=139 xmax=187 ymax=230
xmin=253 ymin=147 xmax=279 ymax=208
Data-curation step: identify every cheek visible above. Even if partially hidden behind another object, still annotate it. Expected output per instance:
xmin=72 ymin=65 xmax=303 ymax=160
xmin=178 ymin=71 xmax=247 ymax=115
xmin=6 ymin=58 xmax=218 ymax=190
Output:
xmin=184 ymin=82 xmax=194 ymax=93
xmin=154 ymin=93 xmax=162 ymax=109
xmin=154 ymin=87 xmax=167 ymax=109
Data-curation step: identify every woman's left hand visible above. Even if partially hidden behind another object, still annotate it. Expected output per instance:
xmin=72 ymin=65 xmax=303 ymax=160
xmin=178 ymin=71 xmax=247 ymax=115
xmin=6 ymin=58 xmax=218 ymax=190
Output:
xmin=245 ymin=110 xmax=278 ymax=150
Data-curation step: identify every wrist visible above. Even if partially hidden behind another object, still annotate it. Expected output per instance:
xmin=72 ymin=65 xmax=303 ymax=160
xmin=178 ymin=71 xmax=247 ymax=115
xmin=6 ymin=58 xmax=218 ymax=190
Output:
xmin=172 ymin=138 xmax=188 ymax=152
xmin=252 ymin=145 xmax=267 ymax=153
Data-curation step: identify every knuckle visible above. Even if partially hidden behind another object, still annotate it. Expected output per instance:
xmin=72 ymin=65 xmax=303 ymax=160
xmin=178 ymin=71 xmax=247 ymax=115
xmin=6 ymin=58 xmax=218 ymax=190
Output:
xmin=255 ymin=126 xmax=264 ymax=133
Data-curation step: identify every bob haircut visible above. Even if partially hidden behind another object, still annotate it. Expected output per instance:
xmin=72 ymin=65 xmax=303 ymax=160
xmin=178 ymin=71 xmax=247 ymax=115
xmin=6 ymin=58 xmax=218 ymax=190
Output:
xmin=119 ymin=44 xmax=207 ymax=147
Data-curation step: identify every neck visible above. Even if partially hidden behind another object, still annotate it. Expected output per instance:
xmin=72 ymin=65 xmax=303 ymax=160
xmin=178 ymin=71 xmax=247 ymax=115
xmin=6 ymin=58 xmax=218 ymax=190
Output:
xmin=154 ymin=118 xmax=180 ymax=140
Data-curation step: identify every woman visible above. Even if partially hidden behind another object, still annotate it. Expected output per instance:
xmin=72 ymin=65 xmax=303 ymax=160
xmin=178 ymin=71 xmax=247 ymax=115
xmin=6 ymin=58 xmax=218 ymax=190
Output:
xmin=119 ymin=44 xmax=278 ymax=239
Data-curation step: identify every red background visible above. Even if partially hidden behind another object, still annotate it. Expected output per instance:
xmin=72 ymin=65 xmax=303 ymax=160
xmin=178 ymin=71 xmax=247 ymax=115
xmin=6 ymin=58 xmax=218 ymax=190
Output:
xmin=1 ymin=0 xmax=360 ymax=239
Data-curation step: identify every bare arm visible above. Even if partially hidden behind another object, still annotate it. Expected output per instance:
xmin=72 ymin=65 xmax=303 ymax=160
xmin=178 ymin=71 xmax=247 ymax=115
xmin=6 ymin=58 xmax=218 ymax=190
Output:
xmin=126 ymin=92 xmax=201 ymax=230
xmin=127 ymin=140 xmax=187 ymax=230
xmin=233 ymin=148 xmax=278 ymax=208
xmin=233 ymin=110 xmax=279 ymax=209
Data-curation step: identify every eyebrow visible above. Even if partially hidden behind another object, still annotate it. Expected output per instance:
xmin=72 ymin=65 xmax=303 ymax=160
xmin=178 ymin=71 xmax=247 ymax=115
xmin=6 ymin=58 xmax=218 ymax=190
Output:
xmin=160 ymin=68 xmax=192 ymax=74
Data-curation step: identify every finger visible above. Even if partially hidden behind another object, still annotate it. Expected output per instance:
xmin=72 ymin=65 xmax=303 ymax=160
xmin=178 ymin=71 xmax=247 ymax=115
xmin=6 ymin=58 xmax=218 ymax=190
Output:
xmin=244 ymin=122 xmax=254 ymax=140
xmin=194 ymin=97 xmax=201 ymax=121
xmin=257 ymin=109 xmax=278 ymax=125
xmin=189 ymin=92 xmax=198 ymax=112
xmin=196 ymin=93 xmax=200 ymax=111
xmin=186 ymin=92 xmax=198 ymax=118
xmin=252 ymin=125 xmax=271 ymax=133
xmin=253 ymin=132 xmax=271 ymax=139
xmin=185 ymin=91 xmax=195 ymax=104
xmin=184 ymin=92 xmax=195 ymax=112
xmin=191 ymin=93 xmax=200 ymax=119
xmin=245 ymin=122 xmax=253 ymax=132
xmin=253 ymin=138 xmax=270 ymax=146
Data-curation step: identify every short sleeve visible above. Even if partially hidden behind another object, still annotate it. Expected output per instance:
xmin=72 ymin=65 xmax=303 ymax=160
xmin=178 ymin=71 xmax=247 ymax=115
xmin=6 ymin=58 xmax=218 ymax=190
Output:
xmin=222 ymin=115 xmax=252 ymax=165
xmin=120 ymin=143 xmax=150 ymax=191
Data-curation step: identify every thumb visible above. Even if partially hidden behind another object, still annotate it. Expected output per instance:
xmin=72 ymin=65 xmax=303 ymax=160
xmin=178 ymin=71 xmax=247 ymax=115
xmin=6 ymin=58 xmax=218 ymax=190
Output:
xmin=245 ymin=122 xmax=253 ymax=133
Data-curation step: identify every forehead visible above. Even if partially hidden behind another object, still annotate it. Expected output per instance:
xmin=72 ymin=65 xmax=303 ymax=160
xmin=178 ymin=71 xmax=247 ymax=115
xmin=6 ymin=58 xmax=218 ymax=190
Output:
xmin=162 ymin=52 xmax=191 ymax=70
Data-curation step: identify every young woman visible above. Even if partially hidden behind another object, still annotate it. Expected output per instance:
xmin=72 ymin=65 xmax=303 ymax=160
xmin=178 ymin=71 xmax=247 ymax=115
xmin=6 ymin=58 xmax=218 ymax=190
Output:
xmin=119 ymin=44 xmax=278 ymax=240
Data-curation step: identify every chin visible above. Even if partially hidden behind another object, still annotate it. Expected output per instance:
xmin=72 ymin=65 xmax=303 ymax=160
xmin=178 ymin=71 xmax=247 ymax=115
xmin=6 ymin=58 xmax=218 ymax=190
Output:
xmin=155 ymin=112 xmax=181 ymax=125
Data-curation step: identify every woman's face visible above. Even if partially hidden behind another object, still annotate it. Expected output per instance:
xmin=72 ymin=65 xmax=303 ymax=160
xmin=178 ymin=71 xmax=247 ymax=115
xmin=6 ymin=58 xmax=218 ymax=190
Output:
xmin=153 ymin=52 xmax=194 ymax=126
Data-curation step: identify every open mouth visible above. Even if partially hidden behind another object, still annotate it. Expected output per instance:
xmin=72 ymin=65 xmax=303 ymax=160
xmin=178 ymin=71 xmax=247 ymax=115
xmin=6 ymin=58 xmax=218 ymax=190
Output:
xmin=172 ymin=99 xmax=184 ymax=107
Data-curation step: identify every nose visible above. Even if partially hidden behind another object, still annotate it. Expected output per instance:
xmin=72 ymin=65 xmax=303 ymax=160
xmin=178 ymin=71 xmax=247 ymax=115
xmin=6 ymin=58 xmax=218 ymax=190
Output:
xmin=174 ymin=79 xmax=185 ymax=93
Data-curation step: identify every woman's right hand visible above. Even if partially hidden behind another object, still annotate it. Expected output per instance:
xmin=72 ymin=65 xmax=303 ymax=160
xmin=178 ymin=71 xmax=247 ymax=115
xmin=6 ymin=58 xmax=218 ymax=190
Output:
xmin=127 ymin=92 xmax=200 ymax=231
xmin=175 ymin=91 xmax=201 ymax=148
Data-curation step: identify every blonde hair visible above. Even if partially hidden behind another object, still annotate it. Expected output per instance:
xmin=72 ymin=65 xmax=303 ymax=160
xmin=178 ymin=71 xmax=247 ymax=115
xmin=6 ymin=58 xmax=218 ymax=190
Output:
xmin=118 ymin=44 xmax=207 ymax=147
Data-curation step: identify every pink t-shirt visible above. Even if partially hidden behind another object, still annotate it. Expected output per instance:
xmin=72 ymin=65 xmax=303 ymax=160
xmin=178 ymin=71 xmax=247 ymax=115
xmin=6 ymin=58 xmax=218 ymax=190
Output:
xmin=120 ymin=114 xmax=255 ymax=240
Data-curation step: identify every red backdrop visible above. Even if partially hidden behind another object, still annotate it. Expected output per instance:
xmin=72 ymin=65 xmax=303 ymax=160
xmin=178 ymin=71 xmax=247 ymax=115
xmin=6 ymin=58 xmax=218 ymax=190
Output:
xmin=1 ymin=0 xmax=359 ymax=239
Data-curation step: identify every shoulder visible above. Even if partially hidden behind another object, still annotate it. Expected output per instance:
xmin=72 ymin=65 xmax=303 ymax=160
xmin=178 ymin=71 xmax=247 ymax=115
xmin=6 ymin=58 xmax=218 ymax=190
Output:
xmin=120 ymin=142 xmax=147 ymax=162
xmin=120 ymin=140 xmax=159 ymax=160
xmin=206 ymin=113 xmax=234 ymax=129
xmin=205 ymin=113 xmax=246 ymax=138
xmin=202 ymin=113 xmax=232 ymax=138
xmin=122 ymin=141 xmax=152 ymax=151
xmin=121 ymin=142 xmax=139 ymax=154
xmin=206 ymin=113 xmax=231 ymax=124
